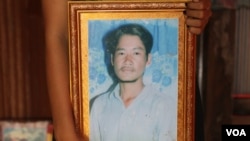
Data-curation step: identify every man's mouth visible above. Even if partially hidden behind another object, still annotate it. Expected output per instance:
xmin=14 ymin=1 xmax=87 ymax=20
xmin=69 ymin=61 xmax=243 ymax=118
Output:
xmin=121 ymin=66 xmax=134 ymax=72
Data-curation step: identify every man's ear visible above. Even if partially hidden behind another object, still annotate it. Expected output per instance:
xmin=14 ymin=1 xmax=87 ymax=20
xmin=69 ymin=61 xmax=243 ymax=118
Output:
xmin=111 ymin=54 xmax=114 ymax=66
xmin=146 ymin=53 xmax=152 ymax=66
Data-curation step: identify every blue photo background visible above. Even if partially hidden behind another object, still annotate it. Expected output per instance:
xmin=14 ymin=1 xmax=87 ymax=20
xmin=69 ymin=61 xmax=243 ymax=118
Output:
xmin=88 ymin=19 xmax=178 ymax=101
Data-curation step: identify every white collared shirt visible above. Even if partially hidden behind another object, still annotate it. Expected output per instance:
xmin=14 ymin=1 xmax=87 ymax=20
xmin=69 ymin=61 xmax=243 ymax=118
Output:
xmin=90 ymin=85 xmax=177 ymax=141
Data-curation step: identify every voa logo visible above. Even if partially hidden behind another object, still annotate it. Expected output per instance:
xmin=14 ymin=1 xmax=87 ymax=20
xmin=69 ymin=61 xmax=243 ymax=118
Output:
xmin=226 ymin=129 xmax=247 ymax=136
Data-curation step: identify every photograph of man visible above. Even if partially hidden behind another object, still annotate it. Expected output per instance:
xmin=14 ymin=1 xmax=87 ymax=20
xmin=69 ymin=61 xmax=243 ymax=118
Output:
xmin=90 ymin=23 xmax=177 ymax=141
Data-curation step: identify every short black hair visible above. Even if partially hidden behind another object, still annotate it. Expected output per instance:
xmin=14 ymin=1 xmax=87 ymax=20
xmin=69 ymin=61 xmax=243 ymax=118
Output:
xmin=103 ymin=23 xmax=153 ymax=56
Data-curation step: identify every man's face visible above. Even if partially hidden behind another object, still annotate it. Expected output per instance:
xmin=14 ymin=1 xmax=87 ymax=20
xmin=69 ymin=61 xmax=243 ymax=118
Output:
xmin=111 ymin=35 xmax=151 ymax=82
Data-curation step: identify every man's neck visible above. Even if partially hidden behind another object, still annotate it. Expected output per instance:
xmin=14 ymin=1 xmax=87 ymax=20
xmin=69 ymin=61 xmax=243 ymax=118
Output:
xmin=119 ymin=81 xmax=144 ymax=107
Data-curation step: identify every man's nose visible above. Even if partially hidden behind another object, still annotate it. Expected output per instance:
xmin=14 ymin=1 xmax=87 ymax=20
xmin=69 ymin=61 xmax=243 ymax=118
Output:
xmin=124 ymin=54 xmax=133 ymax=63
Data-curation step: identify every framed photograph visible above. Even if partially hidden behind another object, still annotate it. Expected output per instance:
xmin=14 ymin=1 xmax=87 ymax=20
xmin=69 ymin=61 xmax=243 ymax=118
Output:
xmin=68 ymin=1 xmax=196 ymax=141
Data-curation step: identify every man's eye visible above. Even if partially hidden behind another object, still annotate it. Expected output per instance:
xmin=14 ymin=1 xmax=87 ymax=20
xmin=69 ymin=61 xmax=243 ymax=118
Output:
xmin=134 ymin=52 xmax=140 ymax=55
xmin=117 ymin=52 xmax=124 ymax=55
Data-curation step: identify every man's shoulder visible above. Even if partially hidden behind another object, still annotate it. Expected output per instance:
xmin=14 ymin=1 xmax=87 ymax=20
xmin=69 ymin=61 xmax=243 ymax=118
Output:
xmin=90 ymin=91 xmax=110 ymax=111
xmin=91 ymin=91 xmax=109 ymax=103
xmin=145 ymin=85 xmax=173 ymax=98
xmin=145 ymin=85 xmax=176 ymax=106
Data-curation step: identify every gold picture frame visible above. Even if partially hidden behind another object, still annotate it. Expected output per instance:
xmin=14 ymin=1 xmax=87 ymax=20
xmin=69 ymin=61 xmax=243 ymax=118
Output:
xmin=68 ymin=1 xmax=196 ymax=141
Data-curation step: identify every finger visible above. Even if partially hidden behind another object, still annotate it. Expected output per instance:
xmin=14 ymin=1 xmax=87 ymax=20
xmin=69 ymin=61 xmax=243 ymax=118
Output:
xmin=186 ymin=9 xmax=212 ymax=19
xmin=186 ymin=18 xmax=206 ymax=27
xmin=188 ymin=27 xmax=204 ymax=35
xmin=187 ymin=1 xmax=211 ymax=10
xmin=192 ymin=0 xmax=211 ymax=4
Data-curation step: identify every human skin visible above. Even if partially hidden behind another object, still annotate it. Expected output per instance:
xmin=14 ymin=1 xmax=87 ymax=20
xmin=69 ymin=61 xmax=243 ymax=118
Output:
xmin=186 ymin=0 xmax=212 ymax=34
xmin=42 ymin=0 xmax=83 ymax=140
xmin=111 ymin=35 xmax=152 ymax=107
xmin=42 ymin=0 xmax=211 ymax=140
xmin=112 ymin=35 xmax=151 ymax=83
